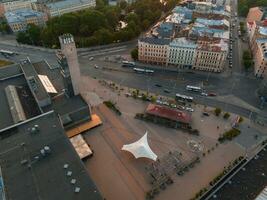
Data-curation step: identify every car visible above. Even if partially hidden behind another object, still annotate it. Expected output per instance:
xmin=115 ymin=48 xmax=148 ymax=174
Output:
xmin=202 ymin=112 xmax=210 ymax=116
xmin=208 ymin=92 xmax=217 ymax=97
xmin=170 ymin=104 xmax=177 ymax=108
xmin=162 ymin=101 xmax=169 ymax=106
xmin=229 ymin=64 xmax=232 ymax=68
xmin=177 ymin=105 xmax=185 ymax=110
xmin=125 ymin=93 xmax=132 ymax=97
xmin=94 ymin=64 xmax=99 ymax=69
xmin=185 ymin=107 xmax=194 ymax=112
xmin=164 ymin=89 xmax=171 ymax=93
xmin=155 ymin=84 xmax=162 ymax=87
xmin=89 ymin=57 xmax=94 ymax=61
xmin=156 ymin=100 xmax=163 ymax=104
xmin=201 ymin=92 xmax=208 ymax=96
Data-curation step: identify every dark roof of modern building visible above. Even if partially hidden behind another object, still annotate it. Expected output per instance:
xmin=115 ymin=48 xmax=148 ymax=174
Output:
xmin=32 ymin=60 xmax=91 ymax=128
xmin=0 ymin=64 xmax=22 ymax=80
xmin=0 ymin=111 xmax=102 ymax=200
xmin=0 ymin=75 xmax=26 ymax=130
xmin=214 ymin=147 xmax=267 ymax=200
xmin=146 ymin=103 xmax=192 ymax=124
xmin=139 ymin=37 xmax=171 ymax=45
xmin=20 ymin=59 xmax=50 ymax=102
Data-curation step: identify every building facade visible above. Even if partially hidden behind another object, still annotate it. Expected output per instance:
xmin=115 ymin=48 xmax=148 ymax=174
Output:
xmin=37 ymin=0 xmax=96 ymax=18
xmin=4 ymin=8 xmax=47 ymax=32
xmin=0 ymin=0 xmax=35 ymax=16
xmin=254 ymin=41 xmax=267 ymax=78
xmin=193 ymin=40 xmax=227 ymax=72
xmin=167 ymin=37 xmax=196 ymax=68
xmin=138 ymin=38 xmax=170 ymax=65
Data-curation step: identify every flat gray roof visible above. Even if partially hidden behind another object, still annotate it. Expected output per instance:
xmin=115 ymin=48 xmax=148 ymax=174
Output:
xmin=0 ymin=75 xmax=25 ymax=130
xmin=0 ymin=111 xmax=102 ymax=200
xmin=20 ymin=59 xmax=50 ymax=102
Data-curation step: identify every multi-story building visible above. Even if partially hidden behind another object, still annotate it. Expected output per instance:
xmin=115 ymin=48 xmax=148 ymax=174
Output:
xmin=4 ymin=8 xmax=47 ymax=32
xmin=246 ymin=7 xmax=264 ymax=23
xmin=0 ymin=0 xmax=36 ymax=16
xmin=137 ymin=2 xmax=229 ymax=73
xmin=193 ymin=39 xmax=227 ymax=72
xmin=36 ymin=0 xmax=96 ymax=18
xmin=254 ymin=41 xmax=267 ymax=78
xmin=138 ymin=37 xmax=170 ymax=65
xmin=167 ymin=37 xmax=196 ymax=68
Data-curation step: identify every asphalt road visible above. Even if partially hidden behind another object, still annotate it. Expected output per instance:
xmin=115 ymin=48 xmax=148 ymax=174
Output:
xmin=0 ymin=36 xmax=266 ymax=122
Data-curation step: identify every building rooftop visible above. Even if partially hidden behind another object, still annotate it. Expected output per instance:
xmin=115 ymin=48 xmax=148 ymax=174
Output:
xmin=145 ymin=103 xmax=192 ymax=124
xmin=214 ymin=147 xmax=267 ymax=200
xmin=5 ymin=9 xmax=45 ymax=24
xmin=20 ymin=58 xmax=50 ymax=104
xmin=31 ymin=59 xmax=91 ymax=130
xmin=169 ymin=37 xmax=197 ymax=48
xmin=0 ymin=111 xmax=102 ymax=200
xmin=46 ymin=0 xmax=93 ymax=10
xmin=139 ymin=37 xmax=171 ymax=45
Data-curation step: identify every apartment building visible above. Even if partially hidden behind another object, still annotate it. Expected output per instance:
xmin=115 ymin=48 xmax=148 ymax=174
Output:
xmin=0 ymin=0 xmax=35 ymax=16
xmin=36 ymin=0 xmax=96 ymax=18
xmin=254 ymin=41 xmax=267 ymax=78
xmin=5 ymin=8 xmax=47 ymax=32
xmin=167 ymin=37 xmax=196 ymax=68
xmin=138 ymin=38 xmax=170 ymax=65
xmin=193 ymin=39 xmax=227 ymax=72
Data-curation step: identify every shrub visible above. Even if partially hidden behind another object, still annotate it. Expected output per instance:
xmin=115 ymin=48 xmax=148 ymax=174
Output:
xmin=214 ymin=108 xmax=222 ymax=116
xmin=223 ymin=112 xmax=230 ymax=119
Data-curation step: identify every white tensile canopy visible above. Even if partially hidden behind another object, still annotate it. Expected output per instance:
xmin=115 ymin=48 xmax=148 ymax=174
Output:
xmin=121 ymin=132 xmax=157 ymax=161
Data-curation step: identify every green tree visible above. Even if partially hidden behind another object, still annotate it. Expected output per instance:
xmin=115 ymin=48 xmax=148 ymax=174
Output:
xmin=0 ymin=21 xmax=10 ymax=34
xmin=94 ymin=28 xmax=113 ymax=44
xmin=79 ymin=10 xmax=107 ymax=36
xmin=16 ymin=32 xmax=30 ymax=44
xmin=119 ymin=1 xmax=127 ymax=9
xmin=131 ymin=48 xmax=138 ymax=60
xmin=27 ymin=24 xmax=42 ymax=45
xmin=223 ymin=112 xmax=230 ymax=119
xmin=214 ymin=108 xmax=222 ymax=116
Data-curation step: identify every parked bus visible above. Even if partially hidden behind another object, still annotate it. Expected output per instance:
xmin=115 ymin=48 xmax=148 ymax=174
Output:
xmin=122 ymin=61 xmax=135 ymax=67
xmin=186 ymin=85 xmax=202 ymax=93
xmin=133 ymin=68 xmax=154 ymax=74
xmin=175 ymin=93 xmax=193 ymax=102
xmin=0 ymin=49 xmax=15 ymax=56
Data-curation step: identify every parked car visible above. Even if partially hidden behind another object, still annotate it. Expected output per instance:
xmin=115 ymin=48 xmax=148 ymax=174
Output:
xmin=170 ymin=104 xmax=177 ymax=108
xmin=125 ymin=93 xmax=132 ymax=97
xmin=94 ymin=64 xmax=99 ymax=69
xmin=208 ymin=92 xmax=217 ymax=97
xmin=156 ymin=100 xmax=163 ymax=104
xmin=89 ymin=57 xmax=94 ymax=61
xmin=155 ymin=84 xmax=162 ymax=87
xmin=185 ymin=107 xmax=194 ymax=112
xmin=201 ymin=92 xmax=208 ymax=96
xmin=164 ymin=89 xmax=171 ymax=93
xmin=162 ymin=101 xmax=169 ymax=106
xmin=202 ymin=112 xmax=210 ymax=116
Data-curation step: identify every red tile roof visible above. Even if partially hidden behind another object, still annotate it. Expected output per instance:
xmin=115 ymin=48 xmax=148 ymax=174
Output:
xmin=145 ymin=104 xmax=192 ymax=124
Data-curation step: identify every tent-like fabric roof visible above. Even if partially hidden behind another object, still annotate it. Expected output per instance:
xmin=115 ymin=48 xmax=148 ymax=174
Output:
xmin=121 ymin=132 xmax=157 ymax=161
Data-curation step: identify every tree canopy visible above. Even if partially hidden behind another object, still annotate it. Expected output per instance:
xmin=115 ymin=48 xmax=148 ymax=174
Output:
xmin=238 ymin=0 xmax=267 ymax=17
xmin=16 ymin=0 xmax=177 ymax=48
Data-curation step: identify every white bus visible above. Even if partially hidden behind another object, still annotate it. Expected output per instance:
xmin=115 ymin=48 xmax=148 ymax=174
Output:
xmin=0 ymin=49 xmax=15 ymax=56
xmin=133 ymin=68 xmax=154 ymax=74
xmin=175 ymin=93 xmax=193 ymax=102
xmin=186 ymin=85 xmax=202 ymax=93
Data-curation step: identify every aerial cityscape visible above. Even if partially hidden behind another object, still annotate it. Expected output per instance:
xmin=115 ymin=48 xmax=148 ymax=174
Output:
xmin=0 ymin=0 xmax=267 ymax=200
